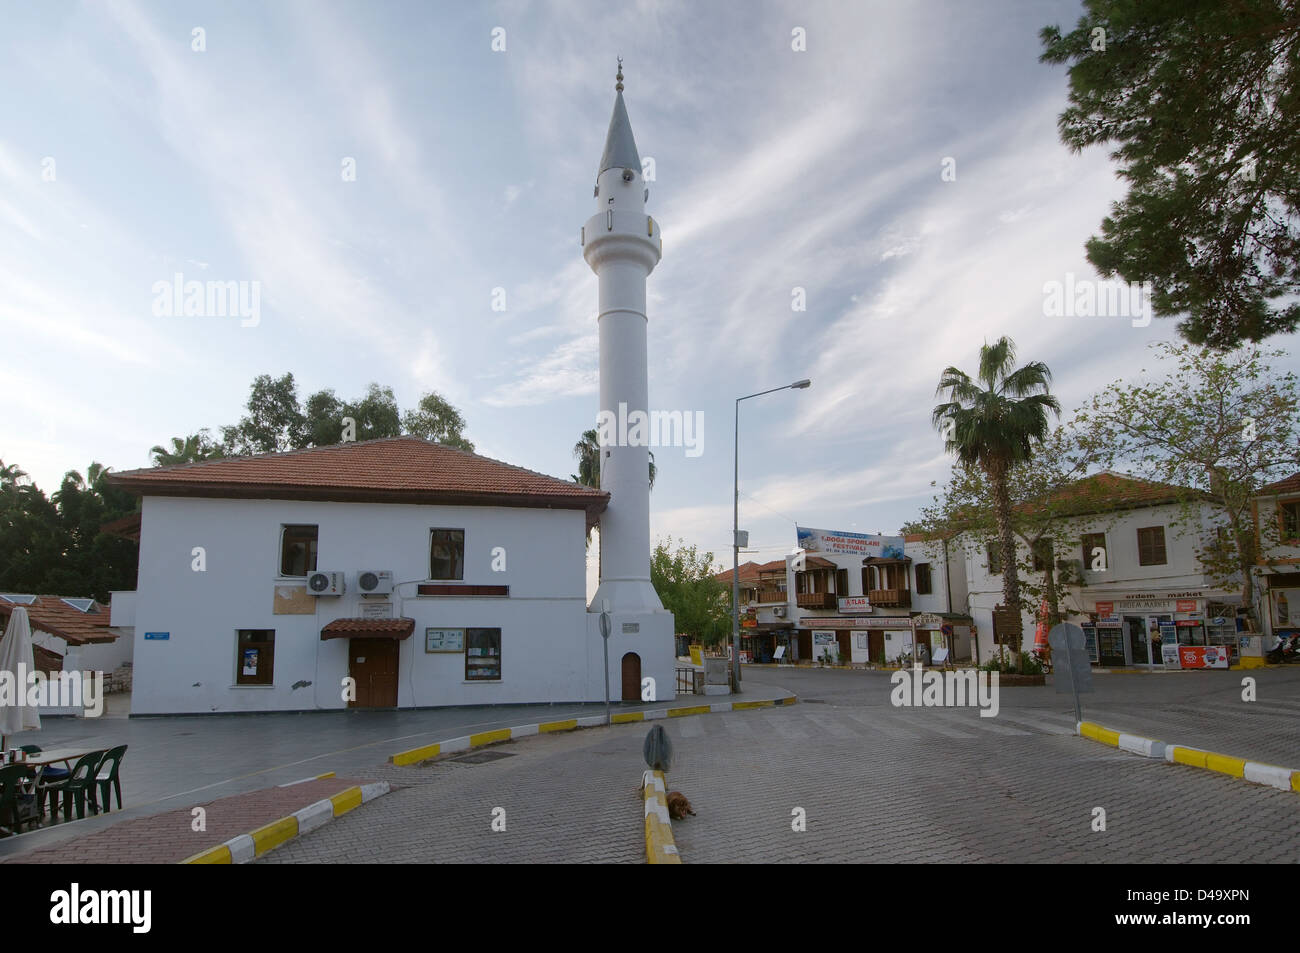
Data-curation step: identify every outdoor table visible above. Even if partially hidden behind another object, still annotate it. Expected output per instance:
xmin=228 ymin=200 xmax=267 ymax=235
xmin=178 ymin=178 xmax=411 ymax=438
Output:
xmin=15 ymin=748 xmax=99 ymax=769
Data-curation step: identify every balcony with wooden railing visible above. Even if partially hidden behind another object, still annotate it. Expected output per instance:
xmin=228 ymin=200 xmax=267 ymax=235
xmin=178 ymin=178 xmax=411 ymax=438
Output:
xmin=869 ymin=588 xmax=911 ymax=608
xmin=755 ymin=588 xmax=787 ymax=604
xmin=795 ymin=592 xmax=838 ymax=610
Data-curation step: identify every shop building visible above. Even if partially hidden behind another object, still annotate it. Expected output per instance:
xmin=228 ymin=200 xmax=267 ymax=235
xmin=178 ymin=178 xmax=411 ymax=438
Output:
xmin=718 ymin=527 xmax=973 ymax=665
xmin=1252 ymin=472 xmax=1300 ymax=646
xmin=946 ymin=473 xmax=1243 ymax=666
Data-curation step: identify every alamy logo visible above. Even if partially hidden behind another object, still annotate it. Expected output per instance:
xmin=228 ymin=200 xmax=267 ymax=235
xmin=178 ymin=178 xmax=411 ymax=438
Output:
xmin=889 ymin=664 xmax=999 ymax=718
xmin=1042 ymin=273 xmax=1152 ymax=327
xmin=151 ymin=272 xmax=260 ymax=327
xmin=0 ymin=663 xmax=103 ymax=717
xmin=49 ymin=883 xmax=151 ymax=933
xmin=596 ymin=403 xmax=704 ymax=457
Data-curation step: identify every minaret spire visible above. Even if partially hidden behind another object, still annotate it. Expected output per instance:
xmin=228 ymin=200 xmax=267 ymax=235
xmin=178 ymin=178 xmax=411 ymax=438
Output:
xmin=616 ymin=57 xmax=623 ymax=92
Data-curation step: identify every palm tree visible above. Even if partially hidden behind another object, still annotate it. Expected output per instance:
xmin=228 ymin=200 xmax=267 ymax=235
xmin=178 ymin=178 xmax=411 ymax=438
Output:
xmin=932 ymin=336 xmax=1060 ymax=653
xmin=150 ymin=431 xmax=223 ymax=467
xmin=571 ymin=429 xmax=656 ymax=490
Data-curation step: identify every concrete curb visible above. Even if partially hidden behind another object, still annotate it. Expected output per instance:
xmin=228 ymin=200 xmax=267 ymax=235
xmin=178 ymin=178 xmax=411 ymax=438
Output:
xmin=388 ymin=695 xmax=798 ymax=766
xmin=642 ymin=769 xmax=681 ymax=865
xmin=179 ymin=777 xmax=391 ymax=864
xmin=1076 ymin=721 xmax=1300 ymax=794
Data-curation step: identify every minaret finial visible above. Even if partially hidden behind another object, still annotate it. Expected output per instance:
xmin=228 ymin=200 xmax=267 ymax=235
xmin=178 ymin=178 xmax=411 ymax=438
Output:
xmin=616 ymin=57 xmax=624 ymax=93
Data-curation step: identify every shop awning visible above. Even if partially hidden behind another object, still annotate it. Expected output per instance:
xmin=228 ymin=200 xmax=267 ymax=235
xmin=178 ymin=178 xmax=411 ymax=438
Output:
xmin=320 ymin=618 xmax=416 ymax=640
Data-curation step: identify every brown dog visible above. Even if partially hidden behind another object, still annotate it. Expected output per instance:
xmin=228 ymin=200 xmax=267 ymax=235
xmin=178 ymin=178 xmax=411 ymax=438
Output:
xmin=666 ymin=791 xmax=696 ymax=820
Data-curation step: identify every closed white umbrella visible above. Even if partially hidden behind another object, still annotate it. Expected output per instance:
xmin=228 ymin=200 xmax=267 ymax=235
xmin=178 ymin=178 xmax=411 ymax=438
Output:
xmin=0 ymin=606 xmax=41 ymax=746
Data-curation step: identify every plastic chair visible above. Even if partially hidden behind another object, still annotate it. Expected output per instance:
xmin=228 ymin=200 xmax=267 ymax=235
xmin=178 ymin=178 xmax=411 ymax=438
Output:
xmin=93 ymin=745 xmax=127 ymax=813
xmin=40 ymin=752 xmax=103 ymax=823
xmin=0 ymin=764 xmax=41 ymax=834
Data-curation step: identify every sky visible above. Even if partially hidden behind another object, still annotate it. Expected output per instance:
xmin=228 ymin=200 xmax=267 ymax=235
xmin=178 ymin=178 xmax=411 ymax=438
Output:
xmin=2 ymin=0 xmax=1298 ymax=592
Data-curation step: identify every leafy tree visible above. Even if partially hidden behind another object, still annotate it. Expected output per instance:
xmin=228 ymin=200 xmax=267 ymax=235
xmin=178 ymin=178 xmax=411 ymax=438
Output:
xmin=402 ymin=391 xmax=474 ymax=451
xmin=340 ymin=383 xmax=402 ymax=443
xmin=221 ymin=373 xmax=306 ymax=454
xmin=1040 ymin=1 xmax=1300 ymax=348
xmin=932 ymin=337 xmax=1061 ymax=650
xmin=150 ymin=430 xmax=224 ymax=466
xmin=0 ymin=459 xmax=138 ymax=602
xmin=651 ymin=537 xmax=730 ymax=646
xmin=905 ymin=426 xmax=1117 ymax=639
xmin=300 ymin=389 xmax=347 ymax=448
xmin=1071 ymin=340 xmax=1300 ymax=627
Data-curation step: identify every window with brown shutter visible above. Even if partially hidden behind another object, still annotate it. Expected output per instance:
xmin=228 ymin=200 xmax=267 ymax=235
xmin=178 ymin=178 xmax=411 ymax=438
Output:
xmin=1081 ymin=532 xmax=1107 ymax=572
xmin=1137 ymin=526 xmax=1167 ymax=566
xmin=915 ymin=563 xmax=932 ymax=595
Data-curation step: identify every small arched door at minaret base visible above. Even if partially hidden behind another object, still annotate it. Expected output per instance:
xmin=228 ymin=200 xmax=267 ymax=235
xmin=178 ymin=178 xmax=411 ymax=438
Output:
xmin=621 ymin=653 xmax=642 ymax=702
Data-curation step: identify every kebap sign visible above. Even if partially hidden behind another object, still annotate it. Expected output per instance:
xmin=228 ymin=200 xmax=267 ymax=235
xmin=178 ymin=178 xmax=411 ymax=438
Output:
xmin=797 ymin=527 xmax=905 ymax=558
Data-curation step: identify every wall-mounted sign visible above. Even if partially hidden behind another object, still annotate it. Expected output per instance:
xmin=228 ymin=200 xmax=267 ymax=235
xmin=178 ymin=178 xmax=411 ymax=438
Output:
xmin=144 ymin=632 xmax=169 ymax=641
xmin=1175 ymin=600 xmax=1198 ymax=612
xmin=796 ymin=527 xmax=905 ymax=559
xmin=913 ymin=613 xmax=945 ymax=628
xmin=425 ymin=628 xmax=464 ymax=653
xmin=1094 ymin=601 xmax=1114 ymax=616
xmin=360 ymin=601 xmax=392 ymax=619
xmin=798 ymin=617 xmax=909 ymax=629
xmin=622 ymin=622 xmax=640 ymax=634
xmin=838 ymin=597 xmax=872 ymax=613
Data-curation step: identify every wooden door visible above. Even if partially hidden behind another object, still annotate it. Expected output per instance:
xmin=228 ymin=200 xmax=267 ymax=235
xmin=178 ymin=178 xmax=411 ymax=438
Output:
xmin=349 ymin=638 xmax=399 ymax=708
xmin=621 ymin=652 xmax=641 ymax=702
xmin=868 ymin=631 xmax=884 ymax=662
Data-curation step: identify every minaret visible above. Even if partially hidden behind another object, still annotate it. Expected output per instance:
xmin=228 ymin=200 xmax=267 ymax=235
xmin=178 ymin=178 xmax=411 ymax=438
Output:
xmin=583 ymin=61 xmax=664 ymax=614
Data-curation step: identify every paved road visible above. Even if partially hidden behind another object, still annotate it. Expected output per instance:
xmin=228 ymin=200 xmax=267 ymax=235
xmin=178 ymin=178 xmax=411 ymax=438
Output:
xmin=260 ymin=669 xmax=1300 ymax=863
xmin=741 ymin=664 xmax=1300 ymax=767
xmin=0 ymin=695 xmax=721 ymax=861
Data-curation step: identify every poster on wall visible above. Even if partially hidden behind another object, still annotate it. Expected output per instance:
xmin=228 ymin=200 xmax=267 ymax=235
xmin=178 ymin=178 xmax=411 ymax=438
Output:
xmin=1274 ymin=588 xmax=1298 ymax=627
xmin=797 ymin=527 xmax=905 ymax=559
xmin=1161 ymin=642 xmax=1181 ymax=669
xmin=812 ymin=630 xmax=837 ymax=660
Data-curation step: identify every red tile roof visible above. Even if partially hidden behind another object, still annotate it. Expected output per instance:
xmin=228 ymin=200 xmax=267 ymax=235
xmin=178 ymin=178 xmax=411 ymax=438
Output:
xmin=1259 ymin=472 xmax=1300 ymax=495
xmin=108 ymin=437 xmax=609 ymax=528
xmin=714 ymin=561 xmax=763 ymax=585
xmin=0 ymin=595 xmax=118 ymax=645
xmin=320 ymin=617 xmax=416 ymax=640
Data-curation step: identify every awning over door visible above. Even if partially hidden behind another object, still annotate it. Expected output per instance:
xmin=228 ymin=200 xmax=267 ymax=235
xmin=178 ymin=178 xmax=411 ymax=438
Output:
xmin=320 ymin=618 xmax=416 ymax=640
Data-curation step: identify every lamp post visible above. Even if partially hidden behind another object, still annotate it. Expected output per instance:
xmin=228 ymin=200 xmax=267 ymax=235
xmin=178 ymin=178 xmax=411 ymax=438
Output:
xmin=732 ymin=379 xmax=811 ymax=692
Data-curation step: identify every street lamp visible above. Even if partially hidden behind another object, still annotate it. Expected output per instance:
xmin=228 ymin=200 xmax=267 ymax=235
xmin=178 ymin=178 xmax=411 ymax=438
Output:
xmin=732 ymin=379 xmax=811 ymax=691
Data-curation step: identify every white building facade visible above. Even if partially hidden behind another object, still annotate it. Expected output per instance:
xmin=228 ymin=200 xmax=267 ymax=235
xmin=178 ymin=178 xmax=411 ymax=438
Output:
xmin=109 ymin=438 xmax=676 ymax=714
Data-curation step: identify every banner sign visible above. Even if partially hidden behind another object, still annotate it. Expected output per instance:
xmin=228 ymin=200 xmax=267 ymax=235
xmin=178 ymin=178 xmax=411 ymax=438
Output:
xmin=838 ymin=596 xmax=872 ymax=613
xmin=797 ymin=527 xmax=905 ymax=559
xmin=1178 ymin=645 xmax=1231 ymax=669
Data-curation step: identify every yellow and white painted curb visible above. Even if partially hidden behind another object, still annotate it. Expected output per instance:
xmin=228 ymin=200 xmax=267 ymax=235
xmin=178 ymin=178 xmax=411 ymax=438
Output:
xmin=642 ymin=769 xmax=681 ymax=865
xmin=180 ymin=778 xmax=390 ymax=864
xmin=389 ymin=695 xmax=798 ymax=766
xmin=1077 ymin=721 xmax=1300 ymax=794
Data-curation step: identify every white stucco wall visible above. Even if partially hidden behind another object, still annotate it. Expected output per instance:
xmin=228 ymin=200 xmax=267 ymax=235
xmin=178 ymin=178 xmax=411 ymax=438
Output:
xmin=129 ymin=495 xmax=673 ymax=714
xmin=959 ymin=501 xmax=1238 ymax=663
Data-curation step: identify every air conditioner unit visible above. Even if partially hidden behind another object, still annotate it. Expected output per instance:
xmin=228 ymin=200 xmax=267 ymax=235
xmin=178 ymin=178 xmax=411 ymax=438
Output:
xmin=773 ymin=606 xmax=786 ymax=618
xmin=357 ymin=570 xmax=393 ymax=595
xmin=306 ymin=571 xmax=345 ymax=596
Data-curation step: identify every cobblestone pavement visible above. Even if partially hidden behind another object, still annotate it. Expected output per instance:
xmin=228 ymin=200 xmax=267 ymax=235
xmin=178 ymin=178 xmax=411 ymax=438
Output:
xmin=259 ymin=697 xmax=1300 ymax=863
xmin=742 ymin=665 xmax=1300 ymax=768
xmin=258 ymin=728 xmax=646 ymax=864
xmin=3 ymin=778 xmax=375 ymax=864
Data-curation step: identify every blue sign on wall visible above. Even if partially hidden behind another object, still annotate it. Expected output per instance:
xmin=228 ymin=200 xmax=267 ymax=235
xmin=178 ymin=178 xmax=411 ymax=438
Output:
xmin=144 ymin=632 xmax=170 ymax=641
